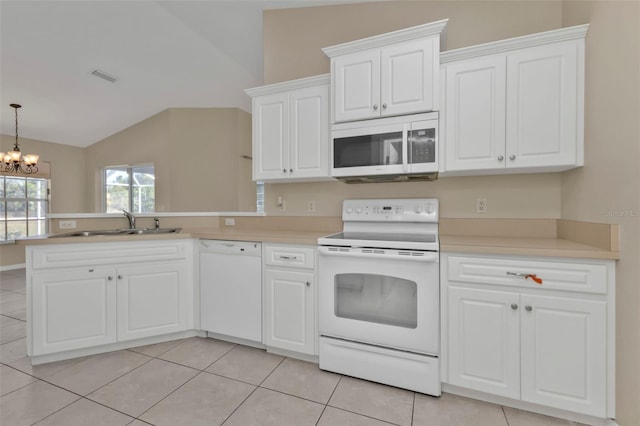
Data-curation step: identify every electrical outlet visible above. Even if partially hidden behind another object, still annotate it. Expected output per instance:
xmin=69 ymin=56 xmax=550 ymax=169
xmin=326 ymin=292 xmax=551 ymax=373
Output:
xmin=59 ymin=220 xmax=77 ymax=229
xmin=308 ymin=200 xmax=316 ymax=213
xmin=224 ymin=218 xmax=235 ymax=226
xmin=476 ymin=198 xmax=487 ymax=214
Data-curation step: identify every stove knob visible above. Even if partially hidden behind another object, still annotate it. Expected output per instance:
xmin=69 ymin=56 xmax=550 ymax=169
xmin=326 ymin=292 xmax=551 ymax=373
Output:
xmin=414 ymin=206 xmax=423 ymax=214
xmin=426 ymin=204 xmax=435 ymax=214
xmin=345 ymin=208 xmax=353 ymax=214
xmin=355 ymin=208 xmax=363 ymax=214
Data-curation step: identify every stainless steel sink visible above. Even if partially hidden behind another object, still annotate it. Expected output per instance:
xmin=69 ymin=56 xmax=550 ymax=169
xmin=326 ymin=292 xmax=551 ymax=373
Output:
xmin=51 ymin=228 xmax=181 ymax=238
xmin=124 ymin=228 xmax=181 ymax=235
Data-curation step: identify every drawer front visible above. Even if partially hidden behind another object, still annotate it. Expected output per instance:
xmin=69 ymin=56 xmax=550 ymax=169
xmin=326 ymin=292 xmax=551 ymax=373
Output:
xmin=265 ymin=245 xmax=315 ymax=269
xmin=447 ymin=255 xmax=608 ymax=294
xmin=30 ymin=240 xmax=190 ymax=270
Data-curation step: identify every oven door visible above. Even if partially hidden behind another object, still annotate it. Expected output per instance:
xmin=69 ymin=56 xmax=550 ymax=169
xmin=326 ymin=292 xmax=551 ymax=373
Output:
xmin=318 ymin=246 xmax=439 ymax=355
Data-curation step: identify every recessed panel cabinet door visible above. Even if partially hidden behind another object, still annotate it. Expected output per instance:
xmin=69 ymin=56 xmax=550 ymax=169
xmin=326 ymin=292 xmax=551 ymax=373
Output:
xmin=253 ymin=93 xmax=289 ymax=180
xmin=381 ymin=38 xmax=438 ymax=117
xmin=32 ymin=268 xmax=116 ymax=355
xmin=289 ymin=85 xmax=329 ymax=178
xmin=444 ymin=55 xmax=507 ymax=171
xmin=505 ymin=41 xmax=579 ymax=168
xmin=117 ymin=261 xmax=189 ymax=341
xmin=448 ymin=286 xmax=520 ymax=399
xmin=520 ymin=294 xmax=607 ymax=417
xmin=333 ymin=49 xmax=380 ymax=122
xmin=264 ymin=268 xmax=315 ymax=355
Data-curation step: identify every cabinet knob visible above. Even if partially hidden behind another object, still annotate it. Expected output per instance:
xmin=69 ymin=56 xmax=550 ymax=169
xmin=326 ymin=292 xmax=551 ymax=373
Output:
xmin=382 ymin=103 xmax=387 ymax=109
xmin=509 ymin=155 xmax=516 ymax=161
xmin=108 ymin=276 xmax=113 ymax=281
xmin=117 ymin=275 xmax=123 ymax=280
xmin=511 ymin=303 xmax=518 ymax=310
xmin=373 ymin=104 xmax=379 ymax=110
xmin=498 ymin=155 xmax=504 ymax=161
xmin=283 ymin=169 xmax=286 ymax=173
xmin=306 ymin=281 xmax=311 ymax=287
xmin=525 ymin=305 xmax=533 ymax=312
xmin=289 ymin=168 xmax=293 ymax=173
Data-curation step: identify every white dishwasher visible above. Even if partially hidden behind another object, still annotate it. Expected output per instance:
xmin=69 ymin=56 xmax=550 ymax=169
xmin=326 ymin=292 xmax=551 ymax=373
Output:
xmin=199 ymin=240 xmax=262 ymax=342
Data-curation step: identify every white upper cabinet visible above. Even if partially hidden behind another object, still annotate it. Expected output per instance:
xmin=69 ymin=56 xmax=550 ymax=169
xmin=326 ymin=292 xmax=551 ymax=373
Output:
xmin=246 ymin=75 xmax=331 ymax=182
xmin=441 ymin=24 xmax=587 ymax=175
xmin=443 ymin=54 xmax=507 ymax=171
xmin=324 ymin=20 xmax=448 ymax=123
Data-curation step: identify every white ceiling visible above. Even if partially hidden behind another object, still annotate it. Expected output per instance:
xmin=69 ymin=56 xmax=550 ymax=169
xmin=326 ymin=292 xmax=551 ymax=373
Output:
xmin=0 ymin=0 xmax=378 ymax=148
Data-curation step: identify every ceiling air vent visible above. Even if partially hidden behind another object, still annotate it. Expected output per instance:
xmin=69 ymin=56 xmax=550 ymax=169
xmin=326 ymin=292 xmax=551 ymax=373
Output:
xmin=90 ymin=69 xmax=118 ymax=83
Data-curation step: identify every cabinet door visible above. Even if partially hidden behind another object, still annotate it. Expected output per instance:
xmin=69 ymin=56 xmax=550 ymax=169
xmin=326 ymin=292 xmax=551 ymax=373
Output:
xmin=448 ymin=286 xmax=520 ymax=399
xmin=117 ymin=261 xmax=189 ymax=341
xmin=264 ymin=268 xmax=315 ymax=355
xmin=444 ymin=55 xmax=507 ymax=171
xmin=289 ymin=85 xmax=330 ymax=179
xmin=521 ymin=294 xmax=606 ymax=417
xmin=253 ymin=93 xmax=289 ymax=180
xmin=333 ymin=49 xmax=380 ymax=122
xmin=505 ymin=41 xmax=579 ymax=168
xmin=381 ymin=38 xmax=438 ymax=117
xmin=31 ymin=267 xmax=116 ymax=355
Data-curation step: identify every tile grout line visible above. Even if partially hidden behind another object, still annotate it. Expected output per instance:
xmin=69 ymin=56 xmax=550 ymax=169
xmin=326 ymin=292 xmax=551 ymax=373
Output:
xmin=502 ymin=405 xmax=511 ymax=426
xmin=131 ymin=339 xmax=243 ymax=423
xmin=315 ymin=375 xmax=344 ymax=426
xmin=411 ymin=392 xmax=416 ymax=426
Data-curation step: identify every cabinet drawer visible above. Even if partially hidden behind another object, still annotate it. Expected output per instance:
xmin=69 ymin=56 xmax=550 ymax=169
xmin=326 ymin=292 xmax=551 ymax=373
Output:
xmin=448 ymin=255 xmax=607 ymax=294
xmin=265 ymin=245 xmax=315 ymax=269
xmin=30 ymin=240 xmax=189 ymax=270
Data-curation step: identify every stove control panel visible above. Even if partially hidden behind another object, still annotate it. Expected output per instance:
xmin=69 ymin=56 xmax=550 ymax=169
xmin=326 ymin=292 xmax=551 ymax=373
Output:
xmin=342 ymin=199 xmax=439 ymax=222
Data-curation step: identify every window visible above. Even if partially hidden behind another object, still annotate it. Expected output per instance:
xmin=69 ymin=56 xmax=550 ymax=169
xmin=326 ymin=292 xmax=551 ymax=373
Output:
xmin=104 ymin=165 xmax=155 ymax=213
xmin=0 ymin=176 xmax=49 ymax=241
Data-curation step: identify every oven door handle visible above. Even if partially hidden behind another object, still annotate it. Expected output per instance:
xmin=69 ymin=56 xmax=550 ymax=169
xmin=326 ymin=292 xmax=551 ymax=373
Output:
xmin=318 ymin=246 xmax=438 ymax=263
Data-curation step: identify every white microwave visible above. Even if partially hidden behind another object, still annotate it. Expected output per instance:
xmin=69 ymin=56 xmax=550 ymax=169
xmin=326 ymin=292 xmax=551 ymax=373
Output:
xmin=331 ymin=112 xmax=439 ymax=182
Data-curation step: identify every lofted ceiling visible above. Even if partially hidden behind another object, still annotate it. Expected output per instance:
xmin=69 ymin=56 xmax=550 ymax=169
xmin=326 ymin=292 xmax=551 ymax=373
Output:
xmin=0 ymin=0 xmax=381 ymax=148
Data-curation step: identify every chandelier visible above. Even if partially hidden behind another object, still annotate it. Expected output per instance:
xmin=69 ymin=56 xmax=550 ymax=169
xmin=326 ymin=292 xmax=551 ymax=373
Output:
xmin=1 ymin=104 xmax=39 ymax=174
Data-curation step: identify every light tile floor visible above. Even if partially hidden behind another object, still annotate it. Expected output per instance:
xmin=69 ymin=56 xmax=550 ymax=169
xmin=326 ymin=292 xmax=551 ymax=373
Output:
xmin=1 ymin=268 xmax=586 ymax=426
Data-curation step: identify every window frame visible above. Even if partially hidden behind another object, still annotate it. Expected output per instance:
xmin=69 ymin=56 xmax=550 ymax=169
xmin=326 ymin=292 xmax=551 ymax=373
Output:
xmin=0 ymin=175 xmax=50 ymax=241
xmin=103 ymin=164 xmax=155 ymax=213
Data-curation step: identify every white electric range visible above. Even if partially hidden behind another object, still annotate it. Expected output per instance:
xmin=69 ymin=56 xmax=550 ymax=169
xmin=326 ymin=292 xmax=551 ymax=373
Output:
xmin=317 ymin=198 xmax=441 ymax=396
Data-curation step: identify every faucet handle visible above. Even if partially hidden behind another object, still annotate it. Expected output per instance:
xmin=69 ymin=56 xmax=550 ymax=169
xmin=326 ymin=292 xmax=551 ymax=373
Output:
xmin=154 ymin=217 xmax=160 ymax=230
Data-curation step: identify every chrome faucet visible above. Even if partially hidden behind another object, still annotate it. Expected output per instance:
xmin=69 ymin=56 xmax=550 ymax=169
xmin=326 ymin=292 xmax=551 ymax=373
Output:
xmin=123 ymin=209 xmax=136 ymax=229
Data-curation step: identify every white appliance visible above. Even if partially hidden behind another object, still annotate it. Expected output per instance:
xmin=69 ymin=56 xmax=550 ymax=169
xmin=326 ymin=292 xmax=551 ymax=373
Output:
xmin=199 ymin=240 xmax=262 ymax=342
xmin=331 ymin=113 xmax=438 ymax=183
xmin=318 ymin=198 xmax=441 ymax=395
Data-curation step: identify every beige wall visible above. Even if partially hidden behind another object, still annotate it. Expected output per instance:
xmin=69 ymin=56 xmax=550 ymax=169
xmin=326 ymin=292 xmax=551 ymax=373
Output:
xmin=266 ymin=174 xmax=562 ymax=218
xmin=85 ymin=108 xmax=255 ymax=213
xmin=262 ymin=1 xmax=564 ymax=218
xmin=561 ymin=2 xmax=640 ymax=425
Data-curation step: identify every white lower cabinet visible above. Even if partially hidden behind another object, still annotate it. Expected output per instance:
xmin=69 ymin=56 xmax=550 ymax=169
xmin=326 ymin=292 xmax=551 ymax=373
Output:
xmin=28 ymin=240 xmax=192 ymax=357
xmin=116 ymin=261 xmax=189 ymax=342
xmin=263 ymin=244 xmax=316 ymax=356
xmin=32 ymin=267 xmax=117 ymax=355
xmin=443 ymin=253 xmax=614 ymax=419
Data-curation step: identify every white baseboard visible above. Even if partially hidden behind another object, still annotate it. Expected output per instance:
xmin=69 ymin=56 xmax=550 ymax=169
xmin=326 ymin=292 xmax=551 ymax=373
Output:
xmin=0 ymin=263 xmax=26 ymax=272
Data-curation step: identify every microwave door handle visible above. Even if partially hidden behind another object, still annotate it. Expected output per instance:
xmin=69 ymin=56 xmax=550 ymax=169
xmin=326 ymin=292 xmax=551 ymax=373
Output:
xmin=402 ymin=124 xmax=409 ymax=172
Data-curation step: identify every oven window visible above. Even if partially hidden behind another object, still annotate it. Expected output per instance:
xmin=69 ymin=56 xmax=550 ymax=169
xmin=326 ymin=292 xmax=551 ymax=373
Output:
xmin=334 ymin=273 xmax=417 ymax=329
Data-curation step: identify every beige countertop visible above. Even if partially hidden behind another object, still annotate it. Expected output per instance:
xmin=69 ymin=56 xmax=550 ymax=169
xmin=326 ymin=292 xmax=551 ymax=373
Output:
xmin=17 ymin=227 xmax=331 ymax=247
xmin=20 ymin=218 xmax=619 ymax=260
xmin=440 ymin=235 xmax=619 ymax=260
